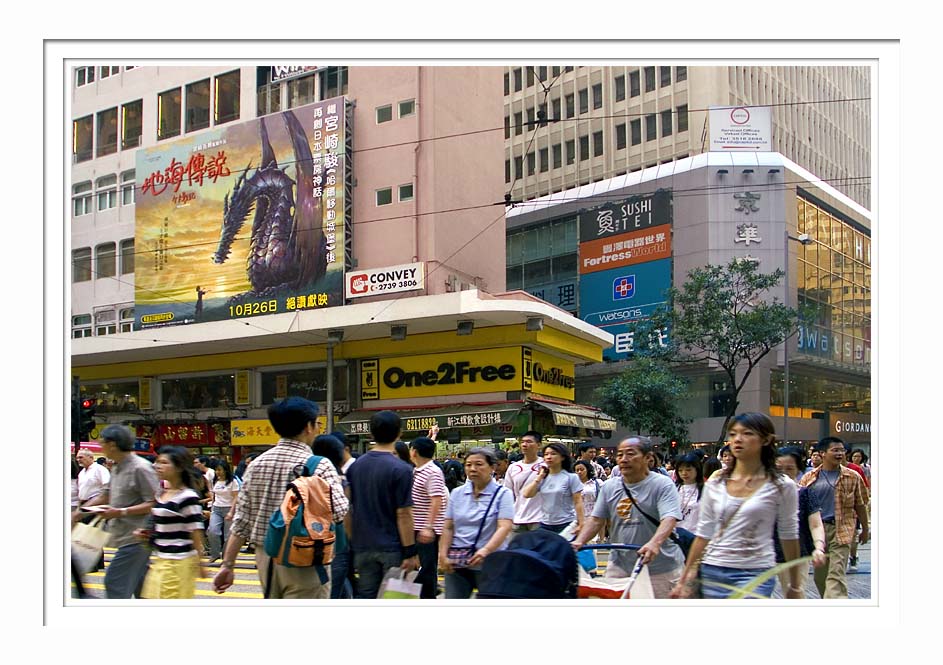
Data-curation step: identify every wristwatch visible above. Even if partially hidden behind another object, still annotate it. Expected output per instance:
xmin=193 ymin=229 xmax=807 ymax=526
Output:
xmin=121 ymin=507 xmax=128 ymax=517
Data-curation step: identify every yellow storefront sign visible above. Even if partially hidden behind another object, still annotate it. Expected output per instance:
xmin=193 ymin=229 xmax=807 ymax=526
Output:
xmin=524 ymin=348 xmax=576 ymax=401
xmin=231 ymin=417 xmax=327 ymax=445
xmin=362 ymin=348 xmax=522 ymax=400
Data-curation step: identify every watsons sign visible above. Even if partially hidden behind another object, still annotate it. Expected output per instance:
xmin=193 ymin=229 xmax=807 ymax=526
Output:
xmin=797 ymin=324 xmax=871 ymax=368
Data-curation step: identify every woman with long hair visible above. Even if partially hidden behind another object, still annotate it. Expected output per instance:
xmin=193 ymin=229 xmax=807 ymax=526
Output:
xmin=206 ymin=459 xmax=239 ymax=563
xmin=670 ymin=413 xmax=801 ymax=599
xmin=774 ymin=446 xmax=827 ymax=597
xmin=138 ymin=446 xmax=207 ymax=599
xmin=522 ymin=443 xmax=584 ymax=535
xmin=438 ymin=447 xmax=514 ymax=598
xmin=673 ymin=452 xmax=704 ymax=532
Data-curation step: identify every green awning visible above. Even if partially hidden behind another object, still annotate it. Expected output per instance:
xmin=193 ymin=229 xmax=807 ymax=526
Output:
xmin=337 ymin=403 xmax=525 ymax=435
xmin=528 ymin=400 xmax=617 ymax=431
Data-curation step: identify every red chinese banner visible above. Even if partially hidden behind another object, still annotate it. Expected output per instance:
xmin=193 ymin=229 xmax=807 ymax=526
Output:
xmin=135 ymin=423 xmax=230 ymax=448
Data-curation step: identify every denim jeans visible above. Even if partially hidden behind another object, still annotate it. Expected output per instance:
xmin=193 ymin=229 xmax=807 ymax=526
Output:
xmin=416 ymin=534 xmax=440 ymax=599
xmin=330 ymin=548 xmax=354 ymax=599
xmin=444 ymin=567 xmax=480 ymax=599
xmin=354 ymin=550 xmax=403 ymax=599
xmin=104 ymin=542 xmax=152 ymax=599
xmin=700 ymin=563 xmax=776 ymax=599
xmin=207 ymin=506 xmax=231 ymax=560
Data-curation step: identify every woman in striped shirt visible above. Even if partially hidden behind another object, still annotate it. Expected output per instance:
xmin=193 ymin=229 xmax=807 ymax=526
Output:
xmin=138 ymin=446 xmax=207 ymax=599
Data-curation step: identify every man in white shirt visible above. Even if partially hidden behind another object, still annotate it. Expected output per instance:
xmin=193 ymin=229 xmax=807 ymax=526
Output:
xmin=503 ymin=430 xmax=547 ymax=537
xmin=75 ymin=448 xmax=110 ymax=508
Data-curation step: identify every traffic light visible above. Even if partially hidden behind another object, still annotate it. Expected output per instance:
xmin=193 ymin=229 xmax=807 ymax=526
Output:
xmin=80 ymin=398 xmax=97 ymax=439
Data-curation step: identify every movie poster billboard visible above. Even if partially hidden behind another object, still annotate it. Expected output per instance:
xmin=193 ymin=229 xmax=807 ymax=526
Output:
xmin=134 ymin=97 xmax=351 ymax=330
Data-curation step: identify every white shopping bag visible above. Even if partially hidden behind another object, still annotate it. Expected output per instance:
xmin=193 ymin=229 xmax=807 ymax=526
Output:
xmin=377 ymin=566 xmax=422 ymax=599
xmin=71 ymin=516 xmax=109 ymax=575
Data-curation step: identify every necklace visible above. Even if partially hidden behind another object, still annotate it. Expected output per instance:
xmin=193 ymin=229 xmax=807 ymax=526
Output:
xmin=819 ymin=468 xmax=839 ymax=489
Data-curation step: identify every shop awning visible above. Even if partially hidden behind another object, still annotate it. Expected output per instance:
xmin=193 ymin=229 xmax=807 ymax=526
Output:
xmin=528 ymin=400 xmax=617 ymax=432
xmin=337 ymin=403 xmax=525 ymax=436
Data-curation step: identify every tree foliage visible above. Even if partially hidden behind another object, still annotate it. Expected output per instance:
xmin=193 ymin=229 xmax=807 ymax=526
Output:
xmin=593 ymin=356 xmax=691 ymax=444
xmin=634 ymin=258 xmax=804 ymax=443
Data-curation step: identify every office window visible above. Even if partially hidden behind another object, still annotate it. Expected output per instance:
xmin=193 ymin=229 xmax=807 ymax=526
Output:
xmin=514 ymin=111 xmax=523 ymax=136
xmin=630 ymin=70 xmax=640 ymax=97
xmin=646 ymin=114 xmax=657 ymax=141
xmin=399 ymin=99 xmax=416 ymax=118
xmin=96 ymin=175 xmax=117 ymax=211
xmin=537 ymin=66 xmax=547 ymax=81
xmin=72 ymin=314 xmax=92 ymax=339
xmin=565 ymin=94 xmax=574 ymax=118
xmin=100 ymin=66 xmax=120 ymax=79
xmin=505 ymin=159 xmax=511 ymax=183
xmin=73 ymin=248 xmax=92 ymax=283
xmin=677 ymin=104 xmax=689 ymax=132
xmin=661 ymin=109 xmax=673 ymax=137
xmin=615 ymin=75 xmax=626 ymax=101
xmin=552 ymin=143 xmax=562 ymax=168
xmin=676 ymin=66 xmax=687 ymax=82
xmin=120 ymin=170 xmax=135 ymax=206
xmin=565 ymin=66 xmax=574 ymax=73
xmin=157 ymin=87 xmax=182 ymax=140
xmin=527 ymin=152 xmax=536 ymax=175
xmin=552 ymin=97 xmax=561 ymax=120
xmin=398 ymin=183 xmax=414 ymax=202
xmin=592 ymin=83 xmax=602 ymax=109
xmin=526 ymin=107 xmax=534 ymax=128
xmin=514 ymin=156 xmax=523 ymax=179
xmin=186 ymin=79 xmax=211 ymax=132
xmin=73 ymin=115 xmax=93 ymax=162
xmin=504 ymin=72 xmax=510 ymax=95
xmin=593 ymin=130 xmax=603 ymax=157
xmin=660 ymin=66 xmax=672 ymax=87
xmin=72 ymin=181 xmax=92 ymax=217
xmin=120 ymin=238 xmax=135 ymax=275
xmin=214 ymin=70 xmax=240 ymax=125
xmin=321 ymin=66 xmax=348 ymax=98
xmin=579 ymin=89 xmax=588 ymax=114
xmin=121 ymin=99 xmax=142 ymax=149
xmin=631 ymin=119 xmax=641 ymax=145
xmin=95 ymin=310 xmax=117 ymax=336
xmin=120 ymin=308 xmax=135 ymax=333
xmin=579 ymin=135 xmax=589 ymax=161
xmin=514 ymin=68 xmax=523 ymax=91
xmin=566 ymin=139 xmax=575 ymax=165
xmin=616 ymin=123 xmax=627 ymax=150
xmin=96 ymin=107 xmax=118 ymax=157
xmin=376 ymin=105 xmax=393 ymax=124
xmin=96 ymin=242 xmax=117 ymax=279
xmin=644 ymin=67 xmax=656 ymax=92
xmin=376 ymin=188 xmax=393 ymax=206
xmin=287 ymin=75 xmax=316 ymax=109
xmin=504 ymin=116 xmax=511 ymax=140
xmin=527 ymin=67 xmax=534 ymax=87
xmin=539 ymin=147 xmax=549 ymax=173
xmin=552 ymin=66 xmax=561 ymax=78
xmin=75 ymin=67 xmax=95 ymax=87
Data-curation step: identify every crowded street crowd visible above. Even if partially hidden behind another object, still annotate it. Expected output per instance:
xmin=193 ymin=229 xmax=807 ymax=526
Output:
xmin=71 ymin=398 xmax=871 ymax=600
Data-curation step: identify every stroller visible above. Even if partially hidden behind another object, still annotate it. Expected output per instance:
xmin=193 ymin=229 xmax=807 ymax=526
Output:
xmin=476 ymin=529 xmax=579 ymax=599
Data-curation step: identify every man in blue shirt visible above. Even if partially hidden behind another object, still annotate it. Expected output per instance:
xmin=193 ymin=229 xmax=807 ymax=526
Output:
xmin=346 ymin=410 xmax=419 ymax=599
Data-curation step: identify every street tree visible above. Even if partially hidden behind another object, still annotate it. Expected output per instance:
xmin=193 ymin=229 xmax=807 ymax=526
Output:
xmin=593 ymin=356 xmax=691 ymax=444
xmin=634 ymin=258 xmax=804 ymax=443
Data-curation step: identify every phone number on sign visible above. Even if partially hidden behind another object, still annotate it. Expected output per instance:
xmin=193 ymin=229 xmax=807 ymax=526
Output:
xmin=372 ymin=279 xmax=420 ymax=292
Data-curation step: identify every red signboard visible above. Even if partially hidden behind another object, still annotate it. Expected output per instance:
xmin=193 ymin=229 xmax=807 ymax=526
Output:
xmin=135 ymin=423 xmax=230 ymax=448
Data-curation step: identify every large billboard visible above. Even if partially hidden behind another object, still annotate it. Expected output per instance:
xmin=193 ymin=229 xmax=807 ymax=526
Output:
xmin=134 ymin=97 xmax=351 ymax=330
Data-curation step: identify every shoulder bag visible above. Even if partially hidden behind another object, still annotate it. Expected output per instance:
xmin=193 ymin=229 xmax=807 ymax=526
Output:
xmin=621 ymin=481 xmax=696 ymax=560
xmin=447 ymin=487 xmax=505 ymax=568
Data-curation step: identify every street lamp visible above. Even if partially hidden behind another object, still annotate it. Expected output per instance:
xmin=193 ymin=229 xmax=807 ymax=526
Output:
xmin=783 ymin=230 xmax=813 ymax=446
xmin=326 ymin=329 xmax=344 ymax=432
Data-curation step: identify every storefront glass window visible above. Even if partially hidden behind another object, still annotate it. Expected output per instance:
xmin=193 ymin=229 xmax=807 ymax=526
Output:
xmin=80 ymin=381 xmax=140 ymax=413
xmin=260 ymin=366 xmax=348 ymax=405
xmin=161 ymin=375 xmax=235 ymax=410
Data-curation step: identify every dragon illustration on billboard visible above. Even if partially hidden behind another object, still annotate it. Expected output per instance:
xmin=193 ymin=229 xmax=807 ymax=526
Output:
xmin=212 ymin=110 xmax=326 ymax=301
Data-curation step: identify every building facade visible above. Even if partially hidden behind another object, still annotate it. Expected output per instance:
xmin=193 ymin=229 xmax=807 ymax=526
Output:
xmin=506 ymin=152 xmax=871 ymax=451
xmin=503 ymin=65 xmax=870 ymax=209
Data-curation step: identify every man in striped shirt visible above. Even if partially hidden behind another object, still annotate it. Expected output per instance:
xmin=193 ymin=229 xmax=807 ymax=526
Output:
xmin=409 ymin=435 xmax=448 ymax=599
xmin=212 ymin=397 xmax=348 ymax=599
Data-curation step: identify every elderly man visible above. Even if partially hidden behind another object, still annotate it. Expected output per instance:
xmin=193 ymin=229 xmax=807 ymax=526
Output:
xmin=572 ymin=436 xmax=685 ymax=598
xmin=74 ymin=448 xmax=110 ymax=511
xmin=78 ymin=425 xmax=160 ymax=598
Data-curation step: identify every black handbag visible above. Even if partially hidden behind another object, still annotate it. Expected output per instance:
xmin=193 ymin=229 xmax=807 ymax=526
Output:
xmin=621 ymin=481 xmax=695 ymax=560
xmin=447 ymin=487 xmax=504 ymax=568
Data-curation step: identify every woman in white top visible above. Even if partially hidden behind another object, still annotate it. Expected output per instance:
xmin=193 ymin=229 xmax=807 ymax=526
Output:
xmin=206 ymin=459 xmax=239 ymax=562
xmin=671 ymin=413 xmax=802 ymax=599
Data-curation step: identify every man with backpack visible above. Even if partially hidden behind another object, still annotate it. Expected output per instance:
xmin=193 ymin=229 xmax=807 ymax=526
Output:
xmin=212 ymin=397 xmax=348 ymax=599
xmin=346 ymin=410 xmax=419 ymax=599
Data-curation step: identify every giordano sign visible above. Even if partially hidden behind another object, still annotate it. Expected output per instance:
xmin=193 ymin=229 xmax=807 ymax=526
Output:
xmin=361 ymin=347 xmax=575 ymax=401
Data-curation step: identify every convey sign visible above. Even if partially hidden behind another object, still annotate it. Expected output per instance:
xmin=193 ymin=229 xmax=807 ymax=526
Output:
xmin=346 ymin=262 xmax=425 ymax=299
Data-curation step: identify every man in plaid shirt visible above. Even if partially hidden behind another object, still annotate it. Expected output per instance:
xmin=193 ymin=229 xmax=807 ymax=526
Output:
xmin=212 ymin=397 xmax=348 ymax=599
xmin=799 ymin=436 xmax=870 ymax=599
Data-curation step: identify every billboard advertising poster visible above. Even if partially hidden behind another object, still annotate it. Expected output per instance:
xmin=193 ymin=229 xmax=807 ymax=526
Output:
xmin=579 ymin=258 xmax=672 ymax=360
xmin=578 ymin=189 xmax=671 ymax=242
xmin=709 ymin=105 xmax=772 ymax=151
xmin=579 ymin=225 xmax=671 ymax=275
xmin=134 ymin=97 xmax=350 ymax=330
xmin=346 ymin=262 xmax=424 ymax=299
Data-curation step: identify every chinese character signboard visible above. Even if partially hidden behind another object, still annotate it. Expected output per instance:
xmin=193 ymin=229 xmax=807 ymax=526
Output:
xmin=578 ymin=190 xmax=671 ymax=242
xmin=525 ymin=279 xmax=577 ymax=312
xmin=231 ymin=417 xmax=326 ymax=445
xmin=134 ymin=97 xmax=352 ymax=330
